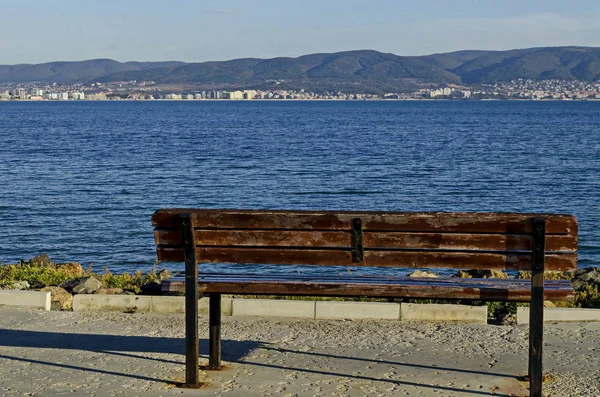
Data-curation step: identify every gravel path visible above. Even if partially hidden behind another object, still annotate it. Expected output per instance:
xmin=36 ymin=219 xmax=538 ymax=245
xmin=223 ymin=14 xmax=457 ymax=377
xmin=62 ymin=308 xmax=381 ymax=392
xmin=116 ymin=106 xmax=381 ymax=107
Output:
xmin=0 ymin=307 xmax=598 ymax=396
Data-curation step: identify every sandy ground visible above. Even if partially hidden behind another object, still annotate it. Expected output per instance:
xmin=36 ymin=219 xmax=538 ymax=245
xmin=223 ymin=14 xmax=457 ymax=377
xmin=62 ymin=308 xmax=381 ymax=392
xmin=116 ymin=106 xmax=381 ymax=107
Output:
xmin=0 ymin=307 xmax=598 ymax=397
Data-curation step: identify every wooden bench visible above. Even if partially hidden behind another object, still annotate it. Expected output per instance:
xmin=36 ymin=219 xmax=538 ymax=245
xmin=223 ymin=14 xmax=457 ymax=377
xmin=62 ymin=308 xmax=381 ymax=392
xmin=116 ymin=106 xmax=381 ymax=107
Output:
xmin=152 ymin=209 xmax=578 ymax=396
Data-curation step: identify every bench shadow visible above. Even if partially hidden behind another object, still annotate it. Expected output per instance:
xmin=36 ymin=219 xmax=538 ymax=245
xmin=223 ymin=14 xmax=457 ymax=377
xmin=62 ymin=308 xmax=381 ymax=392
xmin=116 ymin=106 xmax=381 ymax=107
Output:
xmin=230 ymin=345 xmax=524 ymax=397
xmin=0 ymin=329 xmax=263 ymax=384
xmin=0 ymin=330 xmax=524 ymax=395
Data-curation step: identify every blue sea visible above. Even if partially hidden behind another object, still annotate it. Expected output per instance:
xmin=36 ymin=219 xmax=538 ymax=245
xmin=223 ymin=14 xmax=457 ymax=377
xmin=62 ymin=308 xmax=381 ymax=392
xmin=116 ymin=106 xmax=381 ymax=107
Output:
xmin=0 ymin=100 xmax=598 ymax=275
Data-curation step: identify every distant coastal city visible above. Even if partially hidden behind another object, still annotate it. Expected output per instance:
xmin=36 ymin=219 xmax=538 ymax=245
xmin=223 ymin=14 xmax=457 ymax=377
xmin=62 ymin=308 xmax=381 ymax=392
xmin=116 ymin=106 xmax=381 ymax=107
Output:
xmin=2 ymin=79 xmax=600 ymax=101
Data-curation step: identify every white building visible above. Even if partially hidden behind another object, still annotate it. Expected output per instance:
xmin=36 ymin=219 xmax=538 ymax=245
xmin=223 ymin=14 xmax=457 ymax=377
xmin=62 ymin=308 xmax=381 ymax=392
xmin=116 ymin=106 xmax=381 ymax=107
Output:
xmin=87 ymin=93 xmax=107 ymax=100
xmin=225 ymin=90 xmax=244 ymax=99
xmin=243 ymin=90 xmax=257 ymax=99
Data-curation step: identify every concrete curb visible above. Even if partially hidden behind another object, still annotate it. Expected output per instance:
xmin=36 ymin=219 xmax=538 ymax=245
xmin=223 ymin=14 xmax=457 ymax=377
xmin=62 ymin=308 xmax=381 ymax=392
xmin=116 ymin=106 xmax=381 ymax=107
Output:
xmin=315 ymin=301 xmax=400 ymax=320
xmin=401 ymin=303 xmax=488 ymax=323
xmin=73 ymin=295 xmax=152 ymax=312
xmin=232 ymin=298 xmax=315 ymax=318
xmin=66 ymin=296 xmax=600 ymax=324
xmin=517 ymin=307 xmax=600 ymax=324
xmin=72 ymin=295 xmax=233 ymax=314
xmin=0 ymin=290 xmax=51 ymax=310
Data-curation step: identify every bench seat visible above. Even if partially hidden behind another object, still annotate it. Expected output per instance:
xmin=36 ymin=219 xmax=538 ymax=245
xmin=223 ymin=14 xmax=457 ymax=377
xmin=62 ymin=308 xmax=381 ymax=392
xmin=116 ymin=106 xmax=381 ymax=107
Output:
xmin=162 ymin=273 xmax=574 ymax=301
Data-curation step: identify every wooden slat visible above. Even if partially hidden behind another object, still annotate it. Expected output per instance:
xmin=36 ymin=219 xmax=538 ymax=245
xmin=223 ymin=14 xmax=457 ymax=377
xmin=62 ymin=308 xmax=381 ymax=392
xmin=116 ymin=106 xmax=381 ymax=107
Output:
xmin=364 ymin=250 xmax=576 ymax=271
xmin=156 ymin=246 xmax=353 ymax=265
xmin=152 ymin=209 xmax=577 ymax=235
xmin=155 ymin=229 xmax=351 ymax=247
xmin=165 ymin=273 xmax=574 ymax=286
xmin=155 ymin=246 xmax=577 ymax=271
xmin=362 ymin=213 xmax=576 ymax=235
xmin=364 ymin=232 xmax=577 ymax=252
xmin=161 ymin=274 xmax=574 ymax=302
xmin=153 ymin=209 xmax=351 ymax=230
xmin=156 ymin=246 xmax=185 ymax=262
xmin=155 ymin=230 xmax=576 ymax=252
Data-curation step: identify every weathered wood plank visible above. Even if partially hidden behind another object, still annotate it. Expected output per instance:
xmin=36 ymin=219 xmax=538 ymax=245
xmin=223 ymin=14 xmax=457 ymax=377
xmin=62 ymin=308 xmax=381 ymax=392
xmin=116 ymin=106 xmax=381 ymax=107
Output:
xmin=156 ymin=246 xmax=353 ymax=265
xmin=155 ymin=229 xmax=351 ymax=247
xmin=155 ymin=230 xmax=576 ymax=252
xmin=161 ymin=275 xmax=574 ymax=302
xmin=152 ymin=209 xmax=577 ymax=235
xmin=364 ymin=233 xmax=576 ymax=252
xmin=156 ymin=246 xmax=576 ymax=271
xmin=364 ymin=250 xmax=576 ymax=271
xmin=165 ymin=273 xmax=574 ymax=286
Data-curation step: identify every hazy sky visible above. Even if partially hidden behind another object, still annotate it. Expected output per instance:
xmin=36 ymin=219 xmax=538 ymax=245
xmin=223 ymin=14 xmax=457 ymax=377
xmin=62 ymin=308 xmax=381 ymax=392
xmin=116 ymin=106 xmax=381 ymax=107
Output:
xmin=2 ymin=0 xmax=600 ymax=64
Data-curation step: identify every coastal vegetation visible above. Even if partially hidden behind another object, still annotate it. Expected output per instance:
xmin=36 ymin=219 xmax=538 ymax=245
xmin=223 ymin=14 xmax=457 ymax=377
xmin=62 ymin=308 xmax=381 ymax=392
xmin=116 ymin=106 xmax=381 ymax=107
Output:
xmin=0 ymin=258 xmax=160 ymax=294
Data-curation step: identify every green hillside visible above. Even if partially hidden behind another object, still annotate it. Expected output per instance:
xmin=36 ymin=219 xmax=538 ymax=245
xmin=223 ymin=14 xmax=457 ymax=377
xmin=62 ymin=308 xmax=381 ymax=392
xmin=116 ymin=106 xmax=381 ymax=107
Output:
xmin=1 ymin=47 xmax=599 ymax=92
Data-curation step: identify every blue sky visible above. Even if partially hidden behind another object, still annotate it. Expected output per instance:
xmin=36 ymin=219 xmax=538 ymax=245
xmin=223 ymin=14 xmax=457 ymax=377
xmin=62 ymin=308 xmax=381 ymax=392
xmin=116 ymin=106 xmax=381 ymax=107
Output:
xmin=2 ymin=0 xmax=600 ymax=64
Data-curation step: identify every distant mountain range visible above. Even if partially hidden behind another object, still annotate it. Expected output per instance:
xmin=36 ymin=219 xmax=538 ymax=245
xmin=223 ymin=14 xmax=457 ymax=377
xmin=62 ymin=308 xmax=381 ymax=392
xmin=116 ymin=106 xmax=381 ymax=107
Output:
xmin=2 ymin=47 xmax=600 ymax=93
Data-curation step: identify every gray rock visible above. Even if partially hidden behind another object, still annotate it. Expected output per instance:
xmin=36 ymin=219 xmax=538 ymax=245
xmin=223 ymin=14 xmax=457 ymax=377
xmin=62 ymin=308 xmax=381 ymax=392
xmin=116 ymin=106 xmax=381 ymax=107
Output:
xmin=40 ymin=286 xmax=73 ymax=310
xmin=408 ymin=270 xmax=438 ymax=278
xmin=72 ymin=276 xmax=103 ymax=294
xmin=573 ymin=267 xmax=600 ymax=290
xmin=29 ymin=254 xmax=55 ymax=268
xmin=11 ymin=281 xmax=30 ymax=290
xmin=59 ymin=277 xmax=84 ymax=291
xmin=157 ymin=268 xmax=171 ymax=280
xmin=60 ymin=276 xmax=102 ymax=294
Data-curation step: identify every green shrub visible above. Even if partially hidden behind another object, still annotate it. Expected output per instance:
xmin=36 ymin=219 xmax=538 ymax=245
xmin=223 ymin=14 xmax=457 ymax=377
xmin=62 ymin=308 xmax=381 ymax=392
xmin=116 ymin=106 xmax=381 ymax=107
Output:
xmin=97 ymin=268 xmax=158 ymax=293
xmin=0 ymin=263 xmax=79 ymax=288
xmin=0 ymin=262 xmax=159 ymax=293
xmin=574 ymin=283 xmax=600 ymax=309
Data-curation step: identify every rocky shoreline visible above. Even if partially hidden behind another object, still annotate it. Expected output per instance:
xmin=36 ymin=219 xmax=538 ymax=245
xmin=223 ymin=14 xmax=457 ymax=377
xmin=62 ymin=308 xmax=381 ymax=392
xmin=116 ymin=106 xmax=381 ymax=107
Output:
xmin=0 ymin=254 xmax=174 ymax=311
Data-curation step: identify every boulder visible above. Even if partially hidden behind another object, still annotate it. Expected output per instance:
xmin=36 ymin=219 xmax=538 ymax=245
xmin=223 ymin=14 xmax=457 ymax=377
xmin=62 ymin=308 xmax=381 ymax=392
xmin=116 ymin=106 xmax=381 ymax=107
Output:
xmin=408 ymin=270 xmax=438 ymax=278
xmin=72 ymin=277 xmax=103 ymax=294
xmin=60 ymin=276 xmax=102 ymax=294
xmin=29 ymin=254 xmax=55 ymax=268
xmin=157 ymin=269 xmax=171 ymax=280
xmin=94 ymin=288 xmax=124 ymax=295
xmin=40 ymin=286 xmax=73 ymax=310
xmin=10 ymin=281 xmax=30 ymax=290
xmin=59 ymin=278 xmax=81 ymax=291
xmin=572 ymin=268 xmax=600 ymax=290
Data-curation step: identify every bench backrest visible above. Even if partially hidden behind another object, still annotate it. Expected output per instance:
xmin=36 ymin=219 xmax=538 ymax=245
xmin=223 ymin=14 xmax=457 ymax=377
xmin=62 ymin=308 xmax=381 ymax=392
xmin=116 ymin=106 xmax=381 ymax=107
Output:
xmin=152 ymin=209 xmax=578 ymax=271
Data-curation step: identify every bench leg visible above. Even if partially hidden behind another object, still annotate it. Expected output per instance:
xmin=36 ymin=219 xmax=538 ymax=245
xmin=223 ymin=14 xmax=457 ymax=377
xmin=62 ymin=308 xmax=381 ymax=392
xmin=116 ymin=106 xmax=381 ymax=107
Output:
xmin=180 ymin=213 xmax=200 ymax=387
xmin=184 ymin=283 xmax=200 ymax=386
xmin=529 ymin=217 xmax=545 ymax=397
xmin=529 ymin=279 xmax=544 ymax=397
xmin=209 ymin=293 xmax=222 ymax=370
